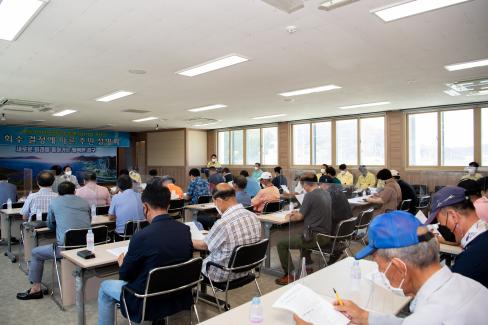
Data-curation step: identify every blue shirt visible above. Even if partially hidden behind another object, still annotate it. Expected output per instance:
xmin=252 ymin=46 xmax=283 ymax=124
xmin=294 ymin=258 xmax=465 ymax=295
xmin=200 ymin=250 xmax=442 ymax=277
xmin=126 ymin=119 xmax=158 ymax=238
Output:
xmin=236 ymin=191 xmax=252 ymax=207
xmin=245 ymin=177 xmax=261 ymax=197
xmin=47 ymin=195 xmax=91 ymax=245
xmin=187 ymin=177 xmax=210 ymax=204
xmin=0 ymin=181 xmax=17 ymax=205
xmin=109 ymin=189 xmax=144 ymax=234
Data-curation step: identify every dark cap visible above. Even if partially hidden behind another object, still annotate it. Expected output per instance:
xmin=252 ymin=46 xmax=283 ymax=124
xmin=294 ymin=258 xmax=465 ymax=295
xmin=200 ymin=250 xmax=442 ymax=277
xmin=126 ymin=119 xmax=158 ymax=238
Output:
xmin=426 ymin=186 xmax=469 ymax=224
xmin=458 ymin=179 xmax=481 ymax=196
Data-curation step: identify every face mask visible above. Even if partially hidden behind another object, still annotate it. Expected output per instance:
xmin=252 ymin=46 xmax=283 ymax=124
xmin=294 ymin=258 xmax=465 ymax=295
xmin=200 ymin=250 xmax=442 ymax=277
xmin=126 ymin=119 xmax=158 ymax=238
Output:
xmin=340 ymin=171 xmax=345 ymax=175
xmin=214 ymin=200 xmax=223 ymax=215
xmin=467 ymin=167 xmax=476 ymax=175
xmin=438 ymin=224 xmax=457 ymax=242
xmin=254 ymin=167 xmax=259 ymax=170
xmin=65 ymin=171 xmax=72 ymax=176
xmin=212 ymin=158 xmax=216 ymax=162
xmin=379 ymin=260 xmax=406 ymax=297
xmin=320 ymin=168 xmax=325 ymax=173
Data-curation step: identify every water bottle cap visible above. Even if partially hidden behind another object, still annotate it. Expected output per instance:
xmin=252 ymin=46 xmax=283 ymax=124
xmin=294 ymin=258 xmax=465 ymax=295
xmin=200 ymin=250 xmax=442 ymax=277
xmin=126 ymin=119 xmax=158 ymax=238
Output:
xmin=88 ymin=229 xmax=93 ymax=233
xmin=252 ymin=297 xmax=261 ymax=304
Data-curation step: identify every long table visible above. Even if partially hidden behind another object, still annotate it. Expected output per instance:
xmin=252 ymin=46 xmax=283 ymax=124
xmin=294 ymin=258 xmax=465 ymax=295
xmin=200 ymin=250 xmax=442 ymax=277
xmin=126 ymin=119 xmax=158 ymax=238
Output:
xmin=200 ymin=257 xmax=411 ymax=325
xmin=1 ymin=207 xmax=22 ymax=262
xmin=184 ymin=202 xmax=216 ymax=222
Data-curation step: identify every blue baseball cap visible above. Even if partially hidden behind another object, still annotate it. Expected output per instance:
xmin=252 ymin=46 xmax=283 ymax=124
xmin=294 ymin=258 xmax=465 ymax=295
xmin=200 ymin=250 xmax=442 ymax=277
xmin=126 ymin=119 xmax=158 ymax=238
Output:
xmin=355 ymin=211 xmax=429 ymax=260
xmin=426 ymin=186 xmax=469 ymax=224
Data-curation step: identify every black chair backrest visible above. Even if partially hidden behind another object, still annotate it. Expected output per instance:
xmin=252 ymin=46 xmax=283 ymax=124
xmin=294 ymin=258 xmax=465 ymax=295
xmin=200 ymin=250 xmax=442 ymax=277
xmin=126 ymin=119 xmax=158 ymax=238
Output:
xmin=417 ymin=195 xmax=431 ymax=208
xmin=124 ymin=220 xmax=149 ymax=237
xmin=400 ymin=199 xmax=412 ymax=211
xmin=197 ymin=195 xmax=212 ymax=204
xmin=356 ymin=208 xmax=374 ymax=229
xmin=96 ymin=205 xmax=110 ymax=215
xmin=244 ymin=206 xmax=254 ymax=212
xmin=335 ymin=216 xmax=358 ymax=238
xmin=168 ymin=199 xmax=185 ymax=211
xmin=63 ymin=225 xmax=109 ymax=249
xmin=145 ymin=258 xmax=203 ymax=296
xmin=262 ymin=200 xmax=281 ymax=214
xmin=2 ymin=202 xmax=24 ymax=209
xmin=227 ymin=239 xmax=269 ymax=273
xmin=412 ymin=184 xmax=428 ymax=196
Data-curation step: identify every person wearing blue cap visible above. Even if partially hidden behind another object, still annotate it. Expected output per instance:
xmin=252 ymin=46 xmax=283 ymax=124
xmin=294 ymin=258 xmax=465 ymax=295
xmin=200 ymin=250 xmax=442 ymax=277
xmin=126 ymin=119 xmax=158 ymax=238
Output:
xmin=428 ymin=186 xmax=488 ymax=288
xmin=294 ymin=210 xmax=488 ymax=325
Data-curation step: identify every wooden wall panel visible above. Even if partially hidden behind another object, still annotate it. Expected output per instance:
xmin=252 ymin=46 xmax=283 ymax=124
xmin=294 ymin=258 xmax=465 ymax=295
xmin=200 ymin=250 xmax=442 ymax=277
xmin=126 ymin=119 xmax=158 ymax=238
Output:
xmin=207 ymin=130 xmax=217 ymax=158
xmin=147 ymin=166 xmax=189 ymax=189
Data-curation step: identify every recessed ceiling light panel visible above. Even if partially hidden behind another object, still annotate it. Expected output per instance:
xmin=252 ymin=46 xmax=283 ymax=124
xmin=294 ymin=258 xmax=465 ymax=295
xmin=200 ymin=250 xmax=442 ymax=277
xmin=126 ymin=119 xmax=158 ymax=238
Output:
xmin=252 ymin=114 xmax=287 ymax=120
xmin=52 ymin=109 xmax=76 ymax=117
xmin=278 ymin=84 xmax=341 ymax=97
xmin=96 ymin=90 xmax=134 ymax=102
xmin=339 ymin=101 xmax=391 ymax=109
xmin=445 ymin=58 xmax=488 ymax=71
xmin=188 ymin=104 xmax=227 ymax=112
xmin=0 ymin=0 xmax=49 ymax=41
xmin=133 ymin=117 xmax=158 ymax=123
xmin=176 ymin=54 xmax=249 ymax=77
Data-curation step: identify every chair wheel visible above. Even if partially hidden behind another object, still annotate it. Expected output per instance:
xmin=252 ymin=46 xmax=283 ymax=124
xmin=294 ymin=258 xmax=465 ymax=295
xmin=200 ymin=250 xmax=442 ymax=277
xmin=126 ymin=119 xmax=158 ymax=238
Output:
xmin=224 ymin=303 xmax=231 ymax=311
xmin=11 ymin=257 xmax=17 ymax=263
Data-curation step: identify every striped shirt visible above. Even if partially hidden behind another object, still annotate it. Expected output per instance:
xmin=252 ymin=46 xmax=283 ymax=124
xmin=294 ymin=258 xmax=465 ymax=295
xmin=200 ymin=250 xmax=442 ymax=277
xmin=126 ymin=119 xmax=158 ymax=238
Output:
xmin=203 ymin=203 xmax=262 ymax=282
xmin=20 ymin=188 xmax=58 ymax=218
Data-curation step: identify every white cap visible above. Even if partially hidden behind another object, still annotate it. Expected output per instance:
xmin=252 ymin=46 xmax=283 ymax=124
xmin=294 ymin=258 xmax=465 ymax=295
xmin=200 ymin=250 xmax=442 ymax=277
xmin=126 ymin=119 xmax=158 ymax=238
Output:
xmin=259 ymin=172 xmax=273 ymax=180
xmin=391 ymin=170 xmax=400 ymax=177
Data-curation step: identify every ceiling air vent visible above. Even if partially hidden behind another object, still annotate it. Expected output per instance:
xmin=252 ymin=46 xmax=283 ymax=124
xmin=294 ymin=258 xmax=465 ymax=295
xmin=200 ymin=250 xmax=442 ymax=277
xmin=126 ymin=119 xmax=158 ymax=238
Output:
xmin=0 ymin=98 xmax=52 ymax=113
xmin=121 ymin=109 xmax=151 ymax=114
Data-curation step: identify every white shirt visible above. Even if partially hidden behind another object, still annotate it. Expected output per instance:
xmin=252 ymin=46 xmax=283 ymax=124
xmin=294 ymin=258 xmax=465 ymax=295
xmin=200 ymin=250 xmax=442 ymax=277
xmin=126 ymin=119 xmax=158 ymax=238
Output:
xmin=369 ymin=266 xmax=488 ymax=325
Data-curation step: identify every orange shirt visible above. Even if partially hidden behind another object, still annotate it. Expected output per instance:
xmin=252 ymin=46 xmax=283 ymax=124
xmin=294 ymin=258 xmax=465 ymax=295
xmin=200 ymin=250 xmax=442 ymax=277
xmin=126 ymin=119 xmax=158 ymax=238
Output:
xmin=251 ymin=185 xmax=280 ymax=213
xmin=166 ymin=183 xmax=184 ymax=199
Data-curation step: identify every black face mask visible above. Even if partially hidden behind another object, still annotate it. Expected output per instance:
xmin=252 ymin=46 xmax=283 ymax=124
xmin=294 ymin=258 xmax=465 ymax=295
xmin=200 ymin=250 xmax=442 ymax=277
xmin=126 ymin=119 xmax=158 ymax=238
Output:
xmin=438 ymin=224 xmax=456 ymax=242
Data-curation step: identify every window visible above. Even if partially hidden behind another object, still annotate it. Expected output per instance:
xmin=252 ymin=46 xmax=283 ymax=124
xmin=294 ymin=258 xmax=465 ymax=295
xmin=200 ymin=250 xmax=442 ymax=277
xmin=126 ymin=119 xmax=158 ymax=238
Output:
xmin=218 ymin=131 xmax=230 ymax=164
xmin=441 ymin=109 xmax=473 ymax=166
xmin=262 ymin=127 xmax=278 ymax=165
xmin=312 ymin=121 xmax=332 ymax=165
xmin=293 ymin=124 xmax=310 ymax=165
xmin=246 ymin=129 xmax=260 ymax=165
xmin=230 ymin=130 xmax=243 ymax=164
xmin=408 ymin=112 xmax=438 ymax=166
xmin=336 ymin=119 xmax=358 ymax=165
xmin=483 ymin=108 xmax=488 ymax=166
xmin=360 ymin=117 xmax=385 ymax=165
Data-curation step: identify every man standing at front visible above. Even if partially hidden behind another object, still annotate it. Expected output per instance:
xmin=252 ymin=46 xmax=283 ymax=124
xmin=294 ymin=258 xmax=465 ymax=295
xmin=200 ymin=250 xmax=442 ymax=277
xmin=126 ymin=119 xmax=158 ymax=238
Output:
xmin=275 ymin=173 xmax=333 ymax=285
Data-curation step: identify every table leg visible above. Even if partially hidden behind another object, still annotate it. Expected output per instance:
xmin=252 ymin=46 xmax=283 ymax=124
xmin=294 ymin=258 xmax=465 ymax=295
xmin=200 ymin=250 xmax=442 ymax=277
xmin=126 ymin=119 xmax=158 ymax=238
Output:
xmin=4 ymin=214 xmax=16 ymax=262
xmin=74 ymin=267 xmax=86 ymax=325
xmin=263 ymin=222 xmax=272 ymax=269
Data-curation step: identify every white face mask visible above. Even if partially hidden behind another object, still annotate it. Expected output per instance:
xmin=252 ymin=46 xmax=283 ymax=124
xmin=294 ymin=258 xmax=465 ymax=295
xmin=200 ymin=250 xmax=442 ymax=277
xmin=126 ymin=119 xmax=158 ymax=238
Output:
xmin=379 ymin=259 xmax=407 ymax=297
xmin=467 ymin=167 xmax=476 ymax=175
xmin=212 ymin=158 xmax=216 ymax=162
xmin=254 ymin=166 xmax=259 ymax=170
xmin=320 ymin=168 xmax=325 ymax=173
xmin=65 ymin=170 xmax=72 ymax=176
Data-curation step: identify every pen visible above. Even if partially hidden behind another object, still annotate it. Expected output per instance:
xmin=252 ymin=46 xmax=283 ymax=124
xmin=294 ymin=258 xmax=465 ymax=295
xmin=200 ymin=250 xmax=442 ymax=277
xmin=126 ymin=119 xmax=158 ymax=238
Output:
xmin=333 ymin=288 xmax=344 ymax=306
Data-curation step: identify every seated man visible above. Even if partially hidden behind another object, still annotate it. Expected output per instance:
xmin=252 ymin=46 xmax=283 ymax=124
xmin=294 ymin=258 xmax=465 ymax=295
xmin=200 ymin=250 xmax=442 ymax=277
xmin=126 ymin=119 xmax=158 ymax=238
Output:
xmin=233 ymin=175 xmax=252 ymax=207
xmin=316 ymin=164 xmax=328 ymax=182
xmin=460 ymin=161 xmax=483 ymax=181
xmin=98 ymin=182 xmax=193 ymax=325
xmin=76 ymin=171 xmax=111 ymax=206
xmin=458 ymin=179 xmax=488 ymax=223
xmin=355 ymin=165 xmax=376 ymax=190
xmin=251 ymin=172 xmax=280 ymax=213
xmin=161 ymin=175 xmax=184 ymax=199
xmin=185 ymin=168 xmax=210 ymax=204
xmin=240 ymin=170 xmax=260 ymax=197
xmin=208 ymin=166 xmax=225 ymax=192
xmin=391 ymin=170 xmax=417 ymax=214
xmin=295 ymin=211 xmax=488 ymax=325
xmin=0 ymin=173 xmax=17 ymax=206
xmin=192 ymin=183 xmax=261 ymax=283
xmin=272 ymin=166 xmax=288 ymax=189
xmin=337 ymin=164 xmax=354 ymax=186
xmin=109 ymin=175 xmax=144 ymax=238
xmin=17 ymin=181 xmax=91 ymax=300
xmin=321 ymin=166 xmax=341 ymax=184
xmin=207 ymin=153 xmax=221 ymax=168
xmin=222 ymin=167 xmax=233 ymax=183
xmin=319 ymin=178 xmax=353 ymax=234
xmin=428 ymin=186 xmax=488 ymax=288
xmin=276 ymin=173 xmax=333 ymax=285
xmin=367 ymin=169 xmax=401 ymax=217
xmin=21 ymin=171 xmax=58 ymax=221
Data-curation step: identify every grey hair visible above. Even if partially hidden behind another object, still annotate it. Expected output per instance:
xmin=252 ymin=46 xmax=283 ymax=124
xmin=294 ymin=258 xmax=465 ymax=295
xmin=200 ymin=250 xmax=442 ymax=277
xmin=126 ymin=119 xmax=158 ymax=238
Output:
xmin=376 ymin=238 xmax=439 ymax=269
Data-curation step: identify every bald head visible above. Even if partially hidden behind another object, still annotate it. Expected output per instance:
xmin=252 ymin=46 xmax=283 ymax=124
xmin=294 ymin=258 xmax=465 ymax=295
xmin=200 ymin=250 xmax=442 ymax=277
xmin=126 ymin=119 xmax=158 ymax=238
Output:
xmin=212 ymin=183 xmax=237 ymax=213
xmin=214 ymin=183 xmax=234 ymax=196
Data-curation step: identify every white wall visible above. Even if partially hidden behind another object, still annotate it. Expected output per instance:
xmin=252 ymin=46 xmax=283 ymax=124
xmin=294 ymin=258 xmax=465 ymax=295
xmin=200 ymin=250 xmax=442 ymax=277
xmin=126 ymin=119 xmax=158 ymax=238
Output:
xmin=187 ymin=129 xmax=207 ymax=166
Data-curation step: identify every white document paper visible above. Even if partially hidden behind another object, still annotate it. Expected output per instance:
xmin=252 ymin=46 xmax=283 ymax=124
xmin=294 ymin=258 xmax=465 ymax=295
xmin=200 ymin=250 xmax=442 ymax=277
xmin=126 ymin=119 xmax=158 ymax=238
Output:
xmin=107 ymin=246 xmax=128 ymax=257
xmin=295 ymin=193 xmax=305 ymax=205
xmin=281 ymin=185 xmax=290 ymax=194
xmin=415 ymin=210 xmax=427 ymax=224
xmin=273 ymin=284 xmax=349 ymax=325
xmin=273 ymin=211 xmax=289 ymax=220
xmin=227 ymin=181 xmax=234 ymax=186
xmin=185 ymin=222 xmax=205 ymax=241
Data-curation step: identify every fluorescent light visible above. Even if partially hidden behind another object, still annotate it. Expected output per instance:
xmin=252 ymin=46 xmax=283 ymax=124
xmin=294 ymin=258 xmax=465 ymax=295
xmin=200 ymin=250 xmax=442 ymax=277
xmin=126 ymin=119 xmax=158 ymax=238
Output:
xmin=133 ymin=117 xmax=158 ymax=123
xmin=96 ymin=90 xmax=134 ymax=102
xmin=188 ymin=104 xmax=227 ymax=113
xmin=445 ymin=58 xmax=488 ymax=71
xmin=176 ymin=54 xmax=249 ymax=77
xmin=319 ymin=0 xmax=358 ymax=11
xmin=371 ymin=0 xmax=471 ymax=22
xmin=193 ymin=121 xmax=221 ymax=127
xmin=252 ymin=114 xmax=287 ymax=120
xmin=278 ymin=84 xmax=341 ymax=97
xmin=443 ymin=90 xmax=461 ymax=96
xmin=0 ymin=0 xmax=48 ymax=41
xmin=339 ymin=101 xmax=391 ymax=110
xmin=52 ymin=109 xmax=76 ymax=117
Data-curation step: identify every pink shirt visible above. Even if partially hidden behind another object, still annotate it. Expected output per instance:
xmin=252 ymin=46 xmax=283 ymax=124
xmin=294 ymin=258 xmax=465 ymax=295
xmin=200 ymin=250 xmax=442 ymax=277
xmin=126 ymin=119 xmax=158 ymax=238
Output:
xmin=474 ymin=197 xmax=488 ymax=223
xmin=75 ymin=182 xmax=111 ymax=207
xmin=251 ymin=185 xmax=280 ymax=213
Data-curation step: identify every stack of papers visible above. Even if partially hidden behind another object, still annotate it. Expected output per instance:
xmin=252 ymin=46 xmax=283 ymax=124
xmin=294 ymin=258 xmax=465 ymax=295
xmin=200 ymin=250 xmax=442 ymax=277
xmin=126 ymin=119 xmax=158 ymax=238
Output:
xmin=415 ymin=210 xmax=427 ymax=224
xmin=107 ymin=246 xmax=128 ymax=257
xmin=273 ymin=284 xmax=349 ymax=325
xmin=295 ymin=193 xmax=305 ymax=205
xmin=185 ymin=222 xmax=205 ymax=240
xmin=272 ymin=211 xmax=289 ymax=220
xmin=281 ymin=185 xmax=290 ymax=194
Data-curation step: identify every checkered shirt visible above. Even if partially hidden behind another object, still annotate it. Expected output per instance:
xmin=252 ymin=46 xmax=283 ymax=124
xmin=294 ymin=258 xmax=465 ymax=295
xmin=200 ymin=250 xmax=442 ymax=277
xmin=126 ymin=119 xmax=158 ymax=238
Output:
xmin=20 ymin=188 xmax=58 ymax=218
xmin=203 ymin=203 xmax=262 ymax=282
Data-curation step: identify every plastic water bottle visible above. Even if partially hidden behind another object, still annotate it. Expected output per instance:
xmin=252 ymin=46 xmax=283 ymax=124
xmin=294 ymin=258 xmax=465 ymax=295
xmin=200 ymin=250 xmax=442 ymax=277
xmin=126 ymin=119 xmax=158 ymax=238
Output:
xmin=6 ymin=198 xmax=12 ymax=210
xmin=350 ymin=260 xmax=361 ymax=291
xmin=249 ymin=296 xmax=264 ymax=323
xmin=91 ymin=204 xmax=97 ymax=219
xmin=299 ymin=257 xmax=308 ymax=279
xmin=86 ymin=229 xmax=95 ymax=252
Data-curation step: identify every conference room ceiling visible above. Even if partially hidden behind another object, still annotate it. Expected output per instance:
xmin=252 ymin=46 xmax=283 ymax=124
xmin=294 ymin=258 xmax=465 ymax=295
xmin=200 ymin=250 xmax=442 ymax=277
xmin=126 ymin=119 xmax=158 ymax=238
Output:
xmin=0 ymin=0 xmax=487 ymax=131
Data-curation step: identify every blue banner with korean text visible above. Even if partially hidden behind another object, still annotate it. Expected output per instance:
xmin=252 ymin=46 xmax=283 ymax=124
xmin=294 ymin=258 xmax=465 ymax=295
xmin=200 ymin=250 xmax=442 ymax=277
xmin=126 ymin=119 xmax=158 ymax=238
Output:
xmin=0 ymin=126 xmax=130 ymax=147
